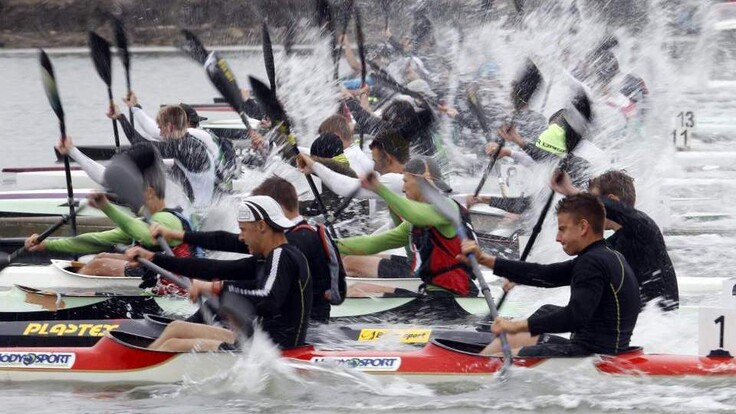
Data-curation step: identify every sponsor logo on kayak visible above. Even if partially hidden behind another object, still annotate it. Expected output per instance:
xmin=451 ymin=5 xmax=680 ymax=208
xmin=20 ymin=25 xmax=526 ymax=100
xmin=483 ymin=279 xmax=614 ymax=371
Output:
xmin=310 ymin=357 xmax=402 ymax=371
xmin=358 ymin=329 xmax=432 ymax=344
xmin=22 ymin=323 xmax=119 ymax=337
xmin=0 ymin=352 xmax=75 ymax=369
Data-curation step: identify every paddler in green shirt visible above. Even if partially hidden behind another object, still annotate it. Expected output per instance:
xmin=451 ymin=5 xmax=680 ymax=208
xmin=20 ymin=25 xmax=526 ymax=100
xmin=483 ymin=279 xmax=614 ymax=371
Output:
xmin=339 ymin=156 xmax=478 ymax=297
xmin=24 ymin=144 xmax=198 ymax=285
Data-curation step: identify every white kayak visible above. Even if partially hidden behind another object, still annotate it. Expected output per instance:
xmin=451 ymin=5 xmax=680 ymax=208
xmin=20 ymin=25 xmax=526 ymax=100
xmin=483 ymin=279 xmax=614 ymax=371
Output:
xmin=0 ymin=260 xmax=141 ymax=291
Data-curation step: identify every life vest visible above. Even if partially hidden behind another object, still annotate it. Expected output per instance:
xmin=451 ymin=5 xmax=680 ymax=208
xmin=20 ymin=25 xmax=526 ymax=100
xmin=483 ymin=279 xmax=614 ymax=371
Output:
xmin=290 ymin=222 xmax=346 ymax=305
xmin=411 ymin=202 xmax=479 ymax=297
xmin=150 ymin=208 xmax=202 ymax=295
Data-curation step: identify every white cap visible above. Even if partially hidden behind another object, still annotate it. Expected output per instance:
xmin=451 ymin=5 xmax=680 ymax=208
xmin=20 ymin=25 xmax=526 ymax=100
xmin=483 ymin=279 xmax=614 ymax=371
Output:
xmin=237 ymin=195 xmax=294 ymax=231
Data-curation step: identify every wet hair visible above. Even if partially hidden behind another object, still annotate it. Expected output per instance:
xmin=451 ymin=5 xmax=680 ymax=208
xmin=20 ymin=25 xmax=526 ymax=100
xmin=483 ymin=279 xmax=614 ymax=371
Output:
xmin=556 ymin=193 xmax=606 ymax=235
xmin=589 ymin=170 xmax=636 ymax=207
xmin=369 ymin=129 xmax=410 ymax=164
xmin=252 ymin=176 xmax=299 ymax=213
xmin=156 ymin=106 xmax=188 ymax=135
xmin=318 ymin=114 xmax=352 ymax=144
xmin=310 ymin=132 xmax=344 ymax=158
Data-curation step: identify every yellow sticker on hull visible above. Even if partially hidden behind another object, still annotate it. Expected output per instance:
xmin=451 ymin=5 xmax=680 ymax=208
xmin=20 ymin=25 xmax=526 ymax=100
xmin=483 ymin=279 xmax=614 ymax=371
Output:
xmin=358 ymin=328 xmax=432 ymax=343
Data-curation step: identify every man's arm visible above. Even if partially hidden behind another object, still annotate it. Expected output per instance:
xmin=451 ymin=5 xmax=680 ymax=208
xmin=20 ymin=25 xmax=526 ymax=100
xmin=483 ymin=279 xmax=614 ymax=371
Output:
xmin=493 ymin=258 xmax=576 ymax=288
xmin=100 ymin=203 xmax=183 ymax=248
xmin=338 ymin=221 xmax=410 ymax=256
xmin=44 ymin=228 xmax=133 ymax=254
xmin=131 ymin=106 xmax=162 ymax=141
xmin=152 ymin=253 xmax=258 ymax=281
xmin=183 ymin=231 xmax=250 ymax=254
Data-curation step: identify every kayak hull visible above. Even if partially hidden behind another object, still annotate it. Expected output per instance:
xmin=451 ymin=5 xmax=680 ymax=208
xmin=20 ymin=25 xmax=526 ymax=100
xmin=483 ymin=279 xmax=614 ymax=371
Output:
xmin=1 ymin=333 xmax=734 ymax=384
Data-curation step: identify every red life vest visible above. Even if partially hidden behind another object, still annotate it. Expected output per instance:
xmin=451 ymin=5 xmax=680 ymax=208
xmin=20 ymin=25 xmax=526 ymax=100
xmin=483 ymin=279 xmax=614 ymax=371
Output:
xmin=411 ymin=203 xmax=479 ymax=297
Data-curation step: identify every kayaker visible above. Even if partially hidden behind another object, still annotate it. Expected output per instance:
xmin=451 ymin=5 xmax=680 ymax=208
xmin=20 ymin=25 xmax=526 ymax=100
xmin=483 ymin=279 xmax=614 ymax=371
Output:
xmin=460 ymin=193 xmax=640 ymax=357
xmin=338 ymin=156 xmax=478 ymax=297
xmin=121 ymin=92 xmax=239 ymax=193
xmin=150 ymin=176 xmax=346 ymax=323
xmin=127 ymin=195 xmax=312 ymax=351
xmin=318 ymin=114 xmax=375 ymax=176
xmin=24 ymin=145 xmax=198 ymax=293
xmin=108 ymin=103 xmax=216 ymax=209
xmin=551 ymin=169 xmax=679 ymax=310
xmin=298 ymin=129 xmax=414 ymax=278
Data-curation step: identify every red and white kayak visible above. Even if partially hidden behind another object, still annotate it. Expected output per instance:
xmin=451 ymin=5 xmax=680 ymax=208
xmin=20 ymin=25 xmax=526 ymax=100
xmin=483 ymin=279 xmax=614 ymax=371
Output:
xmin=1 ymin=331 xmax=735 ymax=384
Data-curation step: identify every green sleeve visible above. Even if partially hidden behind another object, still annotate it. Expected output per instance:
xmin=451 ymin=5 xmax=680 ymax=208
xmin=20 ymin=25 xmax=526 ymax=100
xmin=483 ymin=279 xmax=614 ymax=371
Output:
xmin=44 ymin=228 xmax=133 ymax=254
xmin=100 ymin=203 xmax=182 ymax=248
xmin=338 ymin=221 xmax=411 ymax=255
xmin=375 ymin=184 xmax=456 ymax=238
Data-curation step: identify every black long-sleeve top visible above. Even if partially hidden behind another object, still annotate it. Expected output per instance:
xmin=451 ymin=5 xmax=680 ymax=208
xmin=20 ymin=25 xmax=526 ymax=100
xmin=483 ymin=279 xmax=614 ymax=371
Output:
xmin=601 ymin=197 xmax=679 ymax=310
xmin=494 ymin=240 xmax=641 ymax=354
xmin=152 ymin=243 xmax=312 ymax=348
xmin=175 ymin=224 xmax=344 ymax=323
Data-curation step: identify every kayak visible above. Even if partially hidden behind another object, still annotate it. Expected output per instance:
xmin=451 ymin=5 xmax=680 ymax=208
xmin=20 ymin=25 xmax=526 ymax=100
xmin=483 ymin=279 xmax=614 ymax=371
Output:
xmin=1 ymin=330 xmax=734 ymax=384
xmin=0 ymin=189 xmax=106 ymax=217
xmin=0 ymin=260 xmax=143 ymax=290
xmin=0 ymin=314 xmax=494 ymax=348
xmin=0 ymin=285 xmax=196 ymax=322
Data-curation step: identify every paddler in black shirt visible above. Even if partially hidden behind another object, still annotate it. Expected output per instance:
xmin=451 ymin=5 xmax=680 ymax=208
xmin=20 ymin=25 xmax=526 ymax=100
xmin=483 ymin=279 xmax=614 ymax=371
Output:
xmin=125 ymin=195 xmax=312 ymax=351
xmin=551 ymin=169 xmax=679 ymax=310
xmin=460 ymin=193 xmax=641 ymax=357
xmin=150 ymin=176 xmax=346 ymax=323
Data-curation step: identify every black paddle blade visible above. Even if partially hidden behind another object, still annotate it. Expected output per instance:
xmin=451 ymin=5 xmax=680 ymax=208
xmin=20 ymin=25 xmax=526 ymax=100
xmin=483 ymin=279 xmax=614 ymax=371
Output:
xmin=417 ymin=178 xmax=464 ymax=231
xmin=88 ymin=31 xmax=113 ymax=86
xmin=220 ymin=290 xmax=256 ymax=339
xmin=112 ymin=16 xmax=130 ymax=72
xmin=513 ymin=58 xmax=543 ymax=108
xmin=39 ymin=50 xmax=65 ymax=130
xmin=316 ymin=0 xmax=335 ymax=33
xmin=249 ymin=76 xmax=290 ymax=133
xmin=103 ymin=152 xmax=145 ymax=213
xmin=262 ymin=21 xmax=277 ymax=93
xmin=204 ymin=52 xmax=246 ymax=113
xmin=341 ymin=0 xmax=355 ymax=34
xmin=564 ymin=88 xmax=593 ymax=138
xmin=180 ymin=29 xmax=209 ymax=65
xmin=354 ymin=6 xmax=367 ymax=85
xmin=0 ymin=252 xmax=11 ymax=272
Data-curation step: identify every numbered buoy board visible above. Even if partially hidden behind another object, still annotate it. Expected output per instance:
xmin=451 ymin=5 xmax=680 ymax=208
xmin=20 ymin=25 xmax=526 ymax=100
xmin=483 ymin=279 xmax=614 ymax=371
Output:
xmin=698 ymin=279 xmax=736 ymax=356
xmin=673 ymin=110 xmax=696 ymax=150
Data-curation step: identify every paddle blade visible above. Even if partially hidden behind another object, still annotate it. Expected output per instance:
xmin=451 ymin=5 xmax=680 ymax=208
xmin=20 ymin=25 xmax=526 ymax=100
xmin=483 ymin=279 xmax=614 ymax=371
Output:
xmin=316 ymin=0 xmax=335 ymax=34
xmin=220 ymin=290 xmax=256 ymax=339
xmin=564 ymin=87 xmax=593 ymax=139
xmin=249 ymin=76 xmax=289 ymax=133
xmin=39 ymin=50 xmax=65 ymax=130
xmin=112 ymin=16 xmax=131 ymax=72
xmin=204 ymin=52 xmax=245 ymax=112
xmin=88 ymin=31 xmax=113 ymax=86
xmin=180 ymin=29 xmax=209 ymax=65
xmin=103 ymin=153 xmax=146 ymax=213
xmin=354 ymin=6 xmax=367 ymax=85
xmin=262 ymin=21 xmax=277 ymax=93
xmin=0 ymin=252 xmax=10 ymax=272
xmin=341 ymin=0 xmax=355 ymax=34
xmin=512 ymin=58 xmax=543 ymax=109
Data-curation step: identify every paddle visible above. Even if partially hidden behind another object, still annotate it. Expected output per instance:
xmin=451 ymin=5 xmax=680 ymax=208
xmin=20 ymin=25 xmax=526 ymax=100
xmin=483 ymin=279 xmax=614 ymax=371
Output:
xmin=335 ymin=0 xmax=354 ymax=80
xmin=354 ymin=5 xmax=367 ymax=149
xmin=471 ymin=58 xmax=543 ymax=197
xmin=102 ymin=152 xmax=174 ymax=256
xmin=0 ymin=202 xmax=88 ymax=271
xmin=262 ymin=21 xmax=277 ymax=94
xmin=88 ymin=31 xmax=122 ymax=153
xmin=112 ymin=16 xmax=133 ymax=132
xmin=378 ymin=0 xmax=390 ymax=32
xmin=248 ymin=76 xmax=338 ymax=239
xmin=495 ymin=89 xmax=592 ymax=309
xmin=417 ymin=178 xmax=513 ymax=375
xmin=315 ymin=0 xmax=339 ymax=81
xmin=40 ymin=50 xmax=77 ymax=237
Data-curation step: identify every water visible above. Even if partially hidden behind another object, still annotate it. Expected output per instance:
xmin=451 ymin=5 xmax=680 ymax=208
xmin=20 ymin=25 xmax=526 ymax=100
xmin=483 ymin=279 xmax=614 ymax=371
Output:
xmin=2 ymin=1 xmax=736 ymax=412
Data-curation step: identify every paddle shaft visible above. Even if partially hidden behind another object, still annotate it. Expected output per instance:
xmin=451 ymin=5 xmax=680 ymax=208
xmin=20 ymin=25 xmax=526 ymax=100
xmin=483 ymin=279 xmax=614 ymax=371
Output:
xmin=325 ymin=185 xmax=363 ymax=226
xmin=60 ymin=132 xmax=78 ymax=237
xmin=106 ymin=88 xmax=121 ymax=152
xmin=1 ymin=204 xmax=87 ymax=268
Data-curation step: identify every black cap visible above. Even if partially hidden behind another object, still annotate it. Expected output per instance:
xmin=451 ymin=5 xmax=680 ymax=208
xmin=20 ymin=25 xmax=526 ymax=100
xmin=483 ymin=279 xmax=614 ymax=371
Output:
xmin=179 ymin=103 xmax=208 ymax=124
xmin=310 ymin=133 xmax=344 ymax=159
